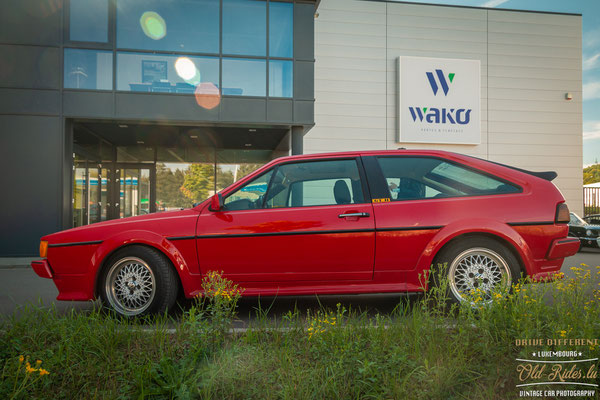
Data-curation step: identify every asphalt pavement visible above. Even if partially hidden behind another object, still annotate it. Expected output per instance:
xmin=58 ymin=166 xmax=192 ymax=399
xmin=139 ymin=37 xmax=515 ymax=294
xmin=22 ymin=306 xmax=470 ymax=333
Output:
xmin=1 ymin=249 xmax=599 ymax=325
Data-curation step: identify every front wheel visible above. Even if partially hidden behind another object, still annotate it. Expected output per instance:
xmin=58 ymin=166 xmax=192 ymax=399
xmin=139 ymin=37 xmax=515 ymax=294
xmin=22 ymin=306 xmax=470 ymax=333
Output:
xmin=100 ymin=245 xmax=179 ymax=317
xmin=431 ymin=237 xmax=521 ymax=305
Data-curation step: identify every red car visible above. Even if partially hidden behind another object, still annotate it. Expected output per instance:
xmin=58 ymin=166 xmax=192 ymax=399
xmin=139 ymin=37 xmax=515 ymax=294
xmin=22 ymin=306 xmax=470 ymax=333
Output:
xmin=32 ymin=150 xmax=579 ymax=316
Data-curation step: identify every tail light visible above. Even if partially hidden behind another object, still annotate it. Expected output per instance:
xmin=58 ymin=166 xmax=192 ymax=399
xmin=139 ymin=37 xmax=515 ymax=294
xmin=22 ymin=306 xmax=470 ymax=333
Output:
xmin=555 ymin=203 xmax=570 ymax=224
xmin=39 ymin=241 xmax=48 ymax=258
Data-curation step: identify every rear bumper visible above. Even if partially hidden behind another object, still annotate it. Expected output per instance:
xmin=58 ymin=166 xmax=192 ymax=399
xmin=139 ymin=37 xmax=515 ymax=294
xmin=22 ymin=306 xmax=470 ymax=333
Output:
xmin=31 ymin=259 xmax=53 ymax=279
xmin=546 ymin=237 xmax=581 ymax=260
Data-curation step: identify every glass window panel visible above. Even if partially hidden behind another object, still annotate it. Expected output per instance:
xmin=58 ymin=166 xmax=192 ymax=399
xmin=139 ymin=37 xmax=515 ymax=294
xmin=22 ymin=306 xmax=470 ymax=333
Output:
xmin=73 ymin=167 xmax=87 ymax=227
xmin=64 ymin=49 xmax=113 ymax=90
xmin=264 ymin=160 xmax=364 ymax=208
xmin=70 ymin=0 xmax=108 ymax=42
xmin=223 ymin=58 xmax=266 ymax=96
xmin=117 ymin=0 xmax=219 ymax=53
xmin=223 ymin=0 xmax=266 ymax=56
xmin=376 ymin=157 xmax=520 ymax=200
xmin=224 ymin=169 xmax=273 ymax=211
xmin=156 ymin=155 xmax=215 ymax=211
xmin=269 ymin=2 xmax=293 ymax=58
xmin=117 ymin=52 xmax=219 ymax=92
xmin=269 ymin=60 xmax=293 ymax=98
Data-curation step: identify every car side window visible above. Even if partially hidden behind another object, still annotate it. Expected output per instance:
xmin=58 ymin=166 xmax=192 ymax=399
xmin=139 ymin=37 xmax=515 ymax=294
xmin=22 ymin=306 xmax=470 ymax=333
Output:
xmin=377 ymin=156 xmax=520 ymax=201
xmin=264 ymin=159 xmax=365 ymax=208
xmin=223 ymin=170 xmax=273 ymax=211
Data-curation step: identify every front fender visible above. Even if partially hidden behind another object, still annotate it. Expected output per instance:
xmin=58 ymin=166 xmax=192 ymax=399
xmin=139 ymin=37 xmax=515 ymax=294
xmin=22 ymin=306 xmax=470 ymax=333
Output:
xmin=88 ymin=230 xmax=195 ymax=298
xmin=415 ymin=219 xmax=534 ymax=283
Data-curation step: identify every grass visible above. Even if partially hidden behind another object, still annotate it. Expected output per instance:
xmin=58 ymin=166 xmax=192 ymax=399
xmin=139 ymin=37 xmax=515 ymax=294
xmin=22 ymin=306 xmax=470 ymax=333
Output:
xmin=1 ymin=265 xmax=599 ymax=399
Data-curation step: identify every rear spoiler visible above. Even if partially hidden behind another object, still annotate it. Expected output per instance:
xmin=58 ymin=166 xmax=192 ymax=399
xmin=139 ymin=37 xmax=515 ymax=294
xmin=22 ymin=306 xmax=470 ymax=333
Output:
xmin=467 ymin=156 xmax=558 ymax=181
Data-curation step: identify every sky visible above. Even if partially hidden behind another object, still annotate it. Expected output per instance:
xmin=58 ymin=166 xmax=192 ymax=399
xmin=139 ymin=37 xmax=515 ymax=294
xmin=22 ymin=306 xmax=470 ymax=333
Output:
xmin=392 ymin=0 xmax=600 ymax=166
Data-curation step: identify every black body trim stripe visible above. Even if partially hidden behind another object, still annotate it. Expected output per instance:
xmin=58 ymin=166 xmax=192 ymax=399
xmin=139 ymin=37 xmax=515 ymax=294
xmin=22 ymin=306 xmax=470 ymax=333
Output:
xmin=48 ymin=240 xmax=103 ymax=248
xmin=194 ymin=226 xmax=443 ymax=239
xmin=166 ymin=236 xmax=195 ymax=241
xmin=376 ymin=226 xmax=443 ymax=232
xmin=507 ymin=221 xmax=555 ymax=226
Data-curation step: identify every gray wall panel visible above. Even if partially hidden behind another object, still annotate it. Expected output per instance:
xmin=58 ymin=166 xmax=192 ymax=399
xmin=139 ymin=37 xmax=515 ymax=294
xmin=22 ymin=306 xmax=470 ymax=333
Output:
xmin=0 ymin=116 xmax=61 ymax=256
xmin=267 ymin=99 xmax=293 ymax=122
xmin=115 ymin=93 xmax=219 ymax=121
xmin=220 ymin=98 xmax=266 ymax=122
xmin=0 ymin=88 xmax=60 ymax=115
xmin=294 ymin=3 xmax=315 ymax=61
xmin=63 ymin=91 xmax=114 ymax=118
xmin=0 ymin=0 xmax=61 ymax=46
xmin=294 ymin=100 xmax=314 ymax=124
xmin=0 ymin=45 xmax=60 ymax=89
xmin=294 ymin=60 xmax=314 ymax=100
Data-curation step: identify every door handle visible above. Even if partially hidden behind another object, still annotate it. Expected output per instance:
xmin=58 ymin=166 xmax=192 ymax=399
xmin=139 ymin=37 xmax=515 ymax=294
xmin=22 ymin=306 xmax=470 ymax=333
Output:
xmin=338 ymin=212 xmax=370 ymax=218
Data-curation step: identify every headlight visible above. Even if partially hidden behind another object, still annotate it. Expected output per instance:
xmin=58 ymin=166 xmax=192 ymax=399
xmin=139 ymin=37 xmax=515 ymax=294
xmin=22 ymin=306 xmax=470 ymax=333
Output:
xmin=586 ymin=230 xmax=593 ymax=237
xmin=39 ymin=241 xmax=48 ymax=258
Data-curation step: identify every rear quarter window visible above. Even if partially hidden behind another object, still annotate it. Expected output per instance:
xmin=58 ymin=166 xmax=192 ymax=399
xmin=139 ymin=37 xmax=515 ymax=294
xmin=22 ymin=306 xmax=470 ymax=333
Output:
xmin=376 ymin=156 xmax=520 ymax=201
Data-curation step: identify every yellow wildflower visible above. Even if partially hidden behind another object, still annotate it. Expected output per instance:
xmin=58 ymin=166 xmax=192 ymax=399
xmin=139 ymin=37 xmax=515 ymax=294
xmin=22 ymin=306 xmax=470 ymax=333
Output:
xmin=39 ymin=368 xmax=49 ymax=376
xmin=18 ymin=355 xmax=24 ymax=364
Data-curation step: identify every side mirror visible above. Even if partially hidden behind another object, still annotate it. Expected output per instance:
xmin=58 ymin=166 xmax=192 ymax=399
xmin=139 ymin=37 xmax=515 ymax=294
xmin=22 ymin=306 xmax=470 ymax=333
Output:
xmin=209 ymin=193 xmax=224 ymax=211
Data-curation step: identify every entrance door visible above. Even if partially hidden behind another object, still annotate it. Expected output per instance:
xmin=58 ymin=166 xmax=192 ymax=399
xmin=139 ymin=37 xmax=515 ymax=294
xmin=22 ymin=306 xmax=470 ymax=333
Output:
xmin=73 ymin=163 xmax=154 ymax=227
xmin=115 ymin=165 xmax=153 ymax=218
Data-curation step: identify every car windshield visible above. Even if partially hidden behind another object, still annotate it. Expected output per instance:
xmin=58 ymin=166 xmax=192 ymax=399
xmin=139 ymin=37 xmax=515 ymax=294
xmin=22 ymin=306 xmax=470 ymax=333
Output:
xmin=570 ymin=213 xmax=586 ymax=226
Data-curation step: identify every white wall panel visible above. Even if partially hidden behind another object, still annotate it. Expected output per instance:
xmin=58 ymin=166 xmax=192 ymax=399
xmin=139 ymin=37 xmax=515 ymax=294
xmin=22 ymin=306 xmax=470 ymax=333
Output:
xmin=311 ymin=0 xmax=583 ymax=213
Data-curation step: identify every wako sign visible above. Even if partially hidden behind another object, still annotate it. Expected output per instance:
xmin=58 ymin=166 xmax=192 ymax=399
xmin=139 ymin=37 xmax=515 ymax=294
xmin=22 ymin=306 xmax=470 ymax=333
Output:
xmin=398 ymin=56 xmax=481 ymax=145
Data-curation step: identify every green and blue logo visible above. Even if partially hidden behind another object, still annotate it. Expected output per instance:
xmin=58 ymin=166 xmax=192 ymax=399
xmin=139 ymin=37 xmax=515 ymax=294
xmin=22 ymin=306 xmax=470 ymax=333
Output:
xmin=408 ymin=69 xmax=471 ymax=125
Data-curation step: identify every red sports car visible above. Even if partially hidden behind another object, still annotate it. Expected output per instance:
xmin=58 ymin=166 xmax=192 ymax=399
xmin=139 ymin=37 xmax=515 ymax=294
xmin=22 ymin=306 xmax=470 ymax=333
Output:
xmin=32 ymin=150 xmax=579 ymax=316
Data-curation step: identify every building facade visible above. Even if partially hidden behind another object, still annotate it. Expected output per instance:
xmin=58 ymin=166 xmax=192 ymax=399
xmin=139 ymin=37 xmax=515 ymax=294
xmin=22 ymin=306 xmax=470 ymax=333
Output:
xmin=308 ymin=0 xmax=583 ymax=215
xmin=0 ymin=0 xmax=583 ymax=256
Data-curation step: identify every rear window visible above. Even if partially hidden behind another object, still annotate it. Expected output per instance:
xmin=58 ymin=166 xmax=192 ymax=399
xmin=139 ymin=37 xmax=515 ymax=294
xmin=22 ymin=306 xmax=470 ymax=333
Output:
xmin=376 ymin=156 xmax=520 ymax=201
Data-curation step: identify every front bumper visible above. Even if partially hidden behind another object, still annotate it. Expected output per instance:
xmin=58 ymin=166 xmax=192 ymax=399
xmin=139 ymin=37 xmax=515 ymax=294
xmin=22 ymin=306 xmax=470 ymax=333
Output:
xmin=31 ymin=259 xmax=53 ymax=279
xmin=546 ymin=237 xmax=581 ymax=260
xmin=577 ymin=236 xmax=600 ymax=248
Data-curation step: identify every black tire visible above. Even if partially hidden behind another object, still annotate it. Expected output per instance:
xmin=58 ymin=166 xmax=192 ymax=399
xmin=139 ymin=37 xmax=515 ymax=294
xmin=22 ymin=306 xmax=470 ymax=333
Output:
xmin=431 ymin=237 xmax=521 ymax=306
xmin=99 ymin=245 xmax=179 ymax=317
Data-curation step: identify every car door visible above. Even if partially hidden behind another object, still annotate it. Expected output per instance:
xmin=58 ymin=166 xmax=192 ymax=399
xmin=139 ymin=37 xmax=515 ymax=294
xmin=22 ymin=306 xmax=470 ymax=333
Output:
xmin=196 ymin=157 xmax=375 ymax=282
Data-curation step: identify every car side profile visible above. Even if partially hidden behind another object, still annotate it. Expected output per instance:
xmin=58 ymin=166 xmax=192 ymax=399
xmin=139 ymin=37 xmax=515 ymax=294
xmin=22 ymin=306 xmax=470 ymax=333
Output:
xmin=32 ymin=150 xmax=580 ymax=316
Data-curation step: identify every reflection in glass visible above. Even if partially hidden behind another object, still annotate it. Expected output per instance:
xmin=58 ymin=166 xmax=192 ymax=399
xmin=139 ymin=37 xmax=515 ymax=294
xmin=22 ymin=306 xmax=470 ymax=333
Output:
xmin=64 ymin=49 xmax=113 ymax=90
xmin=269 ymin=2 xmax=293 ymax=58
xmin=70 ymin=0 xmax=108 ymax=42
xmin=120 ymin=168 xmax=151 ymax=218
xmin=117 ymin=52 xmax=218 ymax=92
xmin=117 ymin=0 xmax=219 ymax=53
xmin=223 ymin=0 xmax=266 ymax=56
xmin=73 ymin=167 xmax=87 ymax=227
xmin=269 ymin=60 xmax=293 ymax=98
xmin=222 ymin=58 xmax=266 ymax=96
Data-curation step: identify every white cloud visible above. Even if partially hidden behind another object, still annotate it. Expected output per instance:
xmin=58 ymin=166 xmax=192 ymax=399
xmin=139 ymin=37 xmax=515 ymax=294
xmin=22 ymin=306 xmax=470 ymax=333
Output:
xmin=481 ymin=0 xmax=509 ymax=7
xmin=583 ymin=81 xmax=600 ymax=101
xmin=584 ymin=53 xmax=600 ymax=70
xmin=584 ymin=121 xmax=600 ymax=141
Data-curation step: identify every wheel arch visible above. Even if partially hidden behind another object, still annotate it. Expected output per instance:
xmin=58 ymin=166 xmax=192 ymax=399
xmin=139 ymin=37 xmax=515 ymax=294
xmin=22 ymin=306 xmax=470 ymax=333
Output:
xmin=90 ymin=231 xmax=193 ymax=299
xmin=416 ymin=221 xmax=534 ymax=288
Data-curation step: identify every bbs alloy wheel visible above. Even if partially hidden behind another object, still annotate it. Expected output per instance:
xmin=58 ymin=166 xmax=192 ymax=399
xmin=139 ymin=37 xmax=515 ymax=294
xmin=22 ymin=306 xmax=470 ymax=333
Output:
xmin=100 ymin=245 xmax=178 ymax=317
xmin=105 ymin=257 xmax=156 ymax=316
xmin=448 ymin=248 xmax=511 ymax=303
xmin=432 ymin=237 xmax=521 ymax=305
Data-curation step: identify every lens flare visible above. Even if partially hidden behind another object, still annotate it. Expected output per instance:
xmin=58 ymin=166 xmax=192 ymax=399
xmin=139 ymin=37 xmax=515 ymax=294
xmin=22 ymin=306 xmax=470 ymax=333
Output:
xmin=175 ymin=57 xmax=201 ymax=85
xmin=140 ymin=11 xmax=166 ymax=40
xmin=194 ymin=83 xmax=221 ymax=110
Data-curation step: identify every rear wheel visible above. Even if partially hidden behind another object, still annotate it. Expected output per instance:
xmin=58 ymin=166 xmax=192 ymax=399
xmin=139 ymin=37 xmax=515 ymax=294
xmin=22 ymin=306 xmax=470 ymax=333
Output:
xmin=100 ymin=245 xmax=178 ymax=317
xmin=432 ymin=237 xmax=520 ymax=305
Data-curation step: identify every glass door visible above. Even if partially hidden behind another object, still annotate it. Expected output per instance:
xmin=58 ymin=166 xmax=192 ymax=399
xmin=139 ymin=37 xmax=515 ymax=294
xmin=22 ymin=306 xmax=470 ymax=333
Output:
xmin=73 ymin=163 xmax=113 ymax=227
xmin=116 ymin=166 xmax=153 ymax=218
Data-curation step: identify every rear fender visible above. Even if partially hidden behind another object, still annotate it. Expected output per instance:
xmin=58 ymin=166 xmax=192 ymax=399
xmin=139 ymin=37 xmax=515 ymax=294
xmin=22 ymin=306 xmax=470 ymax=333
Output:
xmin=416 ymin=219 xmax=534 ymax=287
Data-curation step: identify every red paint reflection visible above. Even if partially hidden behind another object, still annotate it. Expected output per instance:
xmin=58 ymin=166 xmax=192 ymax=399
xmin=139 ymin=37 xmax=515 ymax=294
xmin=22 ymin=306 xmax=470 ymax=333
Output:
xmin=194 ymin=83 xmax=221 ymax=110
